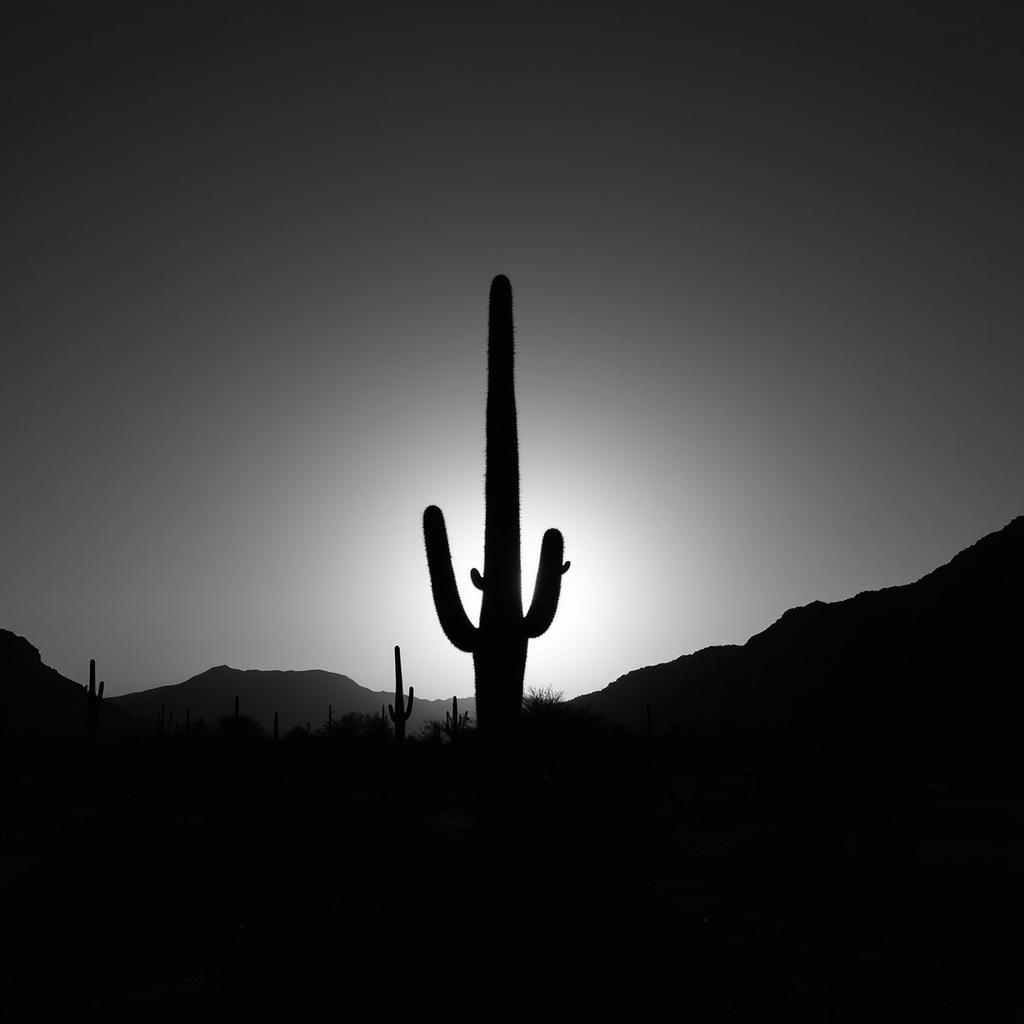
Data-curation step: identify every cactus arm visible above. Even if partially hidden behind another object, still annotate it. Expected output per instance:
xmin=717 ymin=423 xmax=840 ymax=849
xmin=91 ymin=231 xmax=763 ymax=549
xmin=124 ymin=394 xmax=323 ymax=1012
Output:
xmin=388 ymin=704 xmax=397 ymax=722
xmin=470 ymin=568 xmax=484 ymax=590
xmin=423 ymin=505 xmax=479 ymax=652
xmin=523 ymin=528 xmax=569 ymax=639
xmin=404 ymin=687 xmax=414 ymax=719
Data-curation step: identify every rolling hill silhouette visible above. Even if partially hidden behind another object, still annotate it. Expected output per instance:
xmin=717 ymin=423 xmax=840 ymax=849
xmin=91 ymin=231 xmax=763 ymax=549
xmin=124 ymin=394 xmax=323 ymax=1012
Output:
xmin=110 ymin=664 xmax=475 ymax=737
xmin=576 ymin=516 xmax=1020 ymax=779
xmin=3 ymin=516 xmax=1016 ymax=764
xmin=0 ymin=630 xmax=146 ymax=739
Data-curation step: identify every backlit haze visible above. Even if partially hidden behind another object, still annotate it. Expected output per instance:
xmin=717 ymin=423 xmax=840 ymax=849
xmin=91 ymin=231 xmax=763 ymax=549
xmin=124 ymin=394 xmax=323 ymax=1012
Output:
xmin=3 ymin=4 xmax=1021 ymax=699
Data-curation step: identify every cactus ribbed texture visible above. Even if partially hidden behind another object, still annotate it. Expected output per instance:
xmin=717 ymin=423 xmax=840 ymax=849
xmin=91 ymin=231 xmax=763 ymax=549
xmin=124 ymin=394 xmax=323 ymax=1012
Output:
xmin=387 ymin=645 xmax=414 ymax=742
xmin=424 ymin=276 xmax=569 ymax=737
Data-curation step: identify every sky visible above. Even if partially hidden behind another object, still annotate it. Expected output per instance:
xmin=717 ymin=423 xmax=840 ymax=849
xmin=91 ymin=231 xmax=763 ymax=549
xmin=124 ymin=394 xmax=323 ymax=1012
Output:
xmin=2 ymin=2 xmax=1021 ymax=700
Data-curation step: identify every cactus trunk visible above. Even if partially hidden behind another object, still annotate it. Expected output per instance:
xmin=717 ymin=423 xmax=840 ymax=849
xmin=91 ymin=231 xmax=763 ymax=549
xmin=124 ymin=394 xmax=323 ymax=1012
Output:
xmin=387 ymin=645 xmax=414 ymax=742
xmin=424 ymin=276 xmax=569 ymax=739
xmin=444 ymin=695 xmax=470 ymax=738
xmin=85 ymin=658 xmax=103 ymax=744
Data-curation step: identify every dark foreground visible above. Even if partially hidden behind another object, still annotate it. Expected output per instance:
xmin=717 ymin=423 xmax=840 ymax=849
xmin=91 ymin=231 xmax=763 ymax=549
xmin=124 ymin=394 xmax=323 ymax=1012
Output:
xmin=1 ymin=710 xmax=1016 ymax=1020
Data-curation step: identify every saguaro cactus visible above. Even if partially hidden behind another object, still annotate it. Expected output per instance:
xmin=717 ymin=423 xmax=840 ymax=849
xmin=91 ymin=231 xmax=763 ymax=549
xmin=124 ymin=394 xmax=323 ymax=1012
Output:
xmin=388 ymin=645 xmax=414 ymax=742
xmin=443 ymin=695 xmax=470 ymax=739
xmin=424 ymin=275 xmax=569 ymax=737
xmin=85 ymin=659 xmax=103 ymax=744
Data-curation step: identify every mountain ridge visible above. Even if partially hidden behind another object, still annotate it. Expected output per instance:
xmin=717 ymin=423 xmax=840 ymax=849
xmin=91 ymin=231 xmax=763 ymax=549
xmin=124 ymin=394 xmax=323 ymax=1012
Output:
xmin=0 ymin=629 xmax=147 ymax=739
xmin=4 ymin=516 xmax=1017 ymax=755
xmin=110 ymin=663 xmax=475 ymax=737
xmin=574 ymin=515 xmax=1019 ymax=777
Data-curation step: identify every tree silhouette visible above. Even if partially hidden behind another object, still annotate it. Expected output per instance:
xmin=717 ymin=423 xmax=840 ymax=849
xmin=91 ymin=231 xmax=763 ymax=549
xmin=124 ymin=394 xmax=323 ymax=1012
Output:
xmin=424 ymin=276 xmax=569 ymax=739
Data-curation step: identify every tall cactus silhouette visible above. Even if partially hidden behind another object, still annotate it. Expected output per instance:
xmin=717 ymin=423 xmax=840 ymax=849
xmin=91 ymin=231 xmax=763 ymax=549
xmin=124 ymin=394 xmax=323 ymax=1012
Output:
xmin=388 ymin=645 xmax=414 ymax=742
xmin=85 ymin=658 xmax=103 ymax=744
xmin=424 ymin=275 xmax=569 ymax=737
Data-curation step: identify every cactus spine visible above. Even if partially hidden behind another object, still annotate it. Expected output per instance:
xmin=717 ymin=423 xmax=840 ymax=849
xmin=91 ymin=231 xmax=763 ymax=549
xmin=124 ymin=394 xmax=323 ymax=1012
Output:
xmin=387 ymin=645 xmax=414 ymax=742
xmin=424 ymin=276 xmax=569 ymax=737
xmin=85 ymin=659 xmax=103 ymax=744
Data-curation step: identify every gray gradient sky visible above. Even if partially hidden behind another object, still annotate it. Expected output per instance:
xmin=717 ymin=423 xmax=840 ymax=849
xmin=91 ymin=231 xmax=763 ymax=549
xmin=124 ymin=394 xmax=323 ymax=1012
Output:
xmin=3 ymin=3 xmax=1021 ymax=699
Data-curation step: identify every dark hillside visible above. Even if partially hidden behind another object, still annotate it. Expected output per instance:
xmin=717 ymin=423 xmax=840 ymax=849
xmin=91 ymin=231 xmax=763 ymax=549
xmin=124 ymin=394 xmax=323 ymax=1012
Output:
xmin=576 ymin=517 xmax=1021 ymax=780
xmin=0 ymin=630 xmax=145 ymax=740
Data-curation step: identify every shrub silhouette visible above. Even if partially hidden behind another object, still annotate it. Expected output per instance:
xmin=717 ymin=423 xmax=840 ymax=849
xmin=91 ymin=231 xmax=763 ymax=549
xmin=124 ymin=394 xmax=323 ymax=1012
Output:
xmin=336 ymin=710 xmax=390 ymax=743
xmin=522 ymin=684 xmax=564 ymax=716
xmin=424 ymin=275 xmax=569 ymax=739
xmin=215 ymin=713 xmax=264 ymax=742
xmin=419 ymin=718 xmax=444 ymax=744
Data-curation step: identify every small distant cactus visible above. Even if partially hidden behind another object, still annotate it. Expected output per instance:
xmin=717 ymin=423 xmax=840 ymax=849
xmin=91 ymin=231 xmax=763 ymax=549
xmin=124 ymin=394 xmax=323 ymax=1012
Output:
xmin=273 ymin=711 xmax=279 ymax=742
xmin=443 ymin=696 xmax=470 ymax=739
xmin=388 ymin=645 xmax=414 ymax=742
xmin=156 ymin=704 xmax=166 ymax=738
xmin=85 ymin=659 xmax=103 ymax=744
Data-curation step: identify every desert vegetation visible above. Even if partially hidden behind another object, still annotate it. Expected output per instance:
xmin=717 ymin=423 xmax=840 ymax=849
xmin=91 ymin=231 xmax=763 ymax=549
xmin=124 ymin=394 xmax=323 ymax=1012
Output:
xmin=0 ymin=686 xmax=1010 ymax=1018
